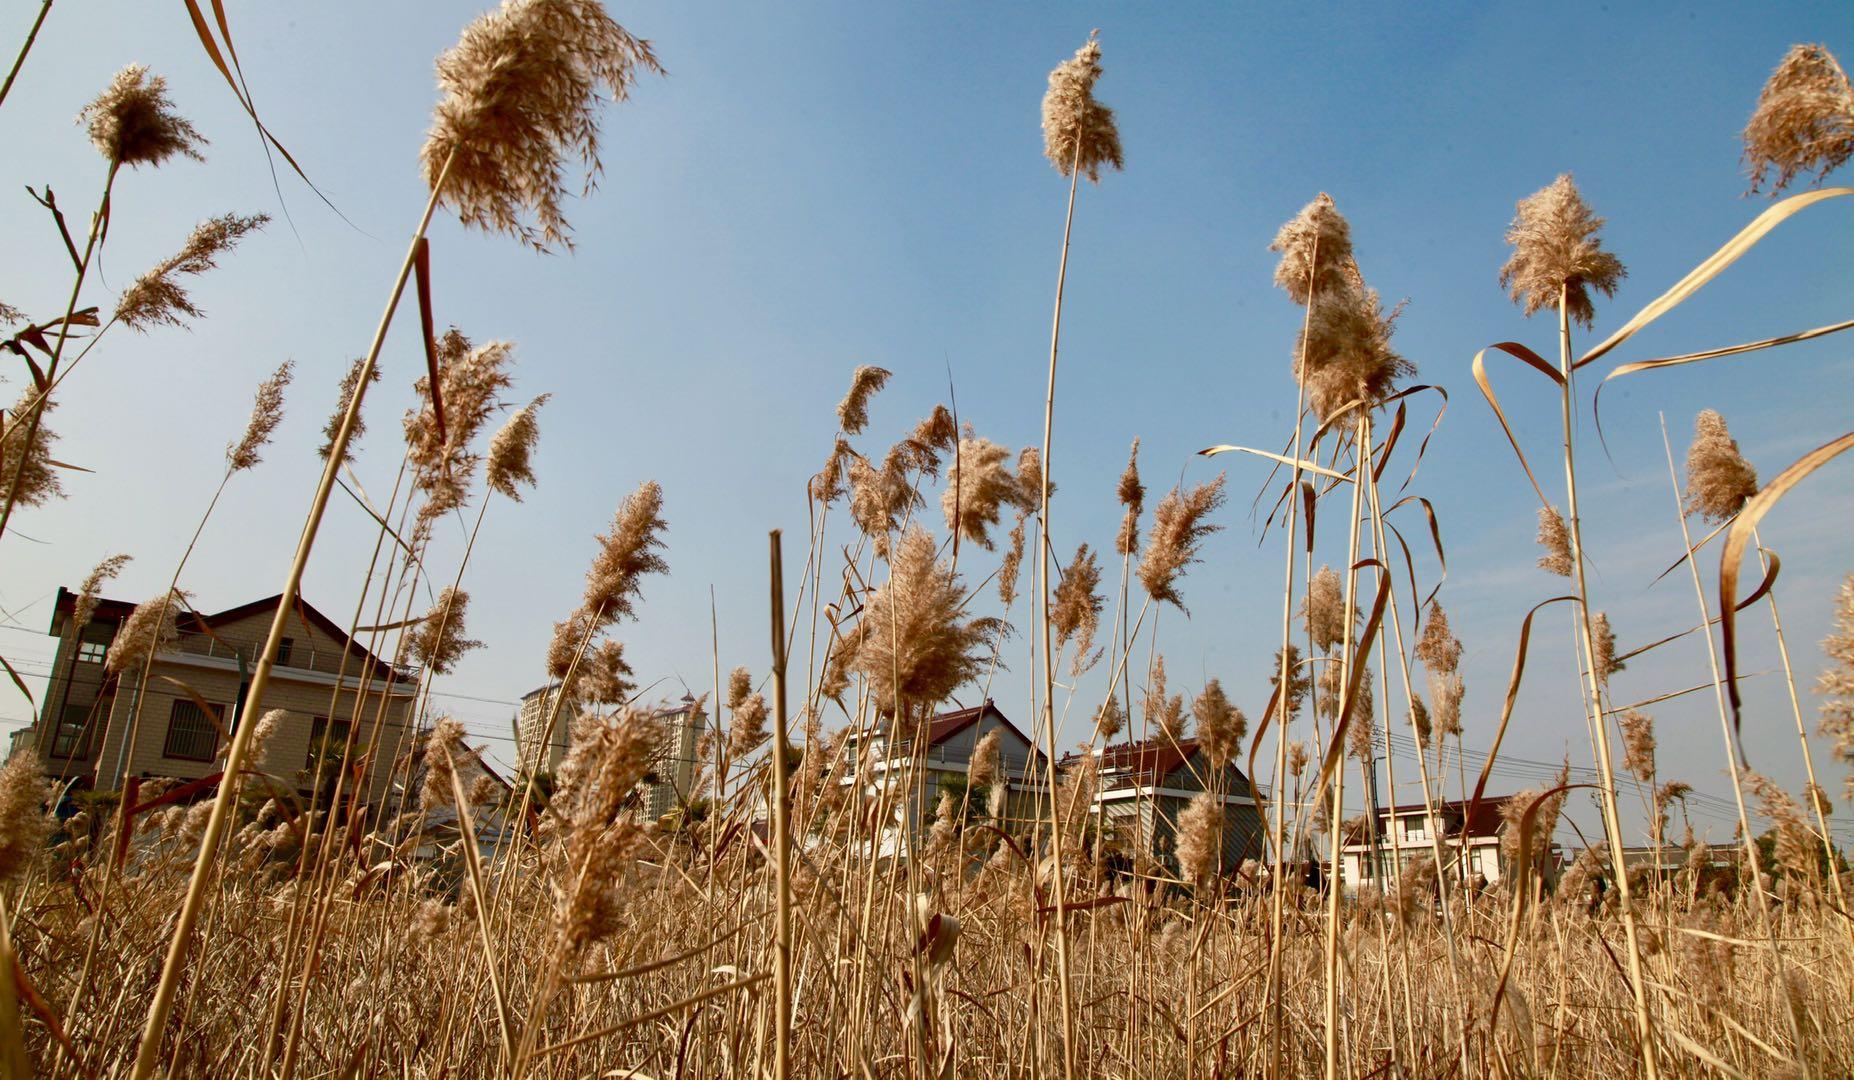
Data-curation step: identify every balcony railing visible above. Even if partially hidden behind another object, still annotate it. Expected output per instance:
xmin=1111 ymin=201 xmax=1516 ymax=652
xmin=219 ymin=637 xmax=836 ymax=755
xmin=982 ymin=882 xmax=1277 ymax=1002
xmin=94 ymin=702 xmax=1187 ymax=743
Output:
xmin=171 ymin=632 xmax=420 ymax=683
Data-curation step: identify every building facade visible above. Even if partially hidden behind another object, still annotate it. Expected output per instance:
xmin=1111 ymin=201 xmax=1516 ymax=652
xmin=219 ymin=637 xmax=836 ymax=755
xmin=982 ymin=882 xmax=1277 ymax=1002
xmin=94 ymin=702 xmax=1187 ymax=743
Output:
xmin=1337 ymin=796 xmax=1537 ymax=892
xmin=843 ymin=700 xmax=1045 ymax=855
xmin=1074 ymin=737 xmax=1267 ymax=878
xmin=23 ymin=588 xmax=419 ymax=806
xmin=516 ymin=685 xmax=707 ymax=821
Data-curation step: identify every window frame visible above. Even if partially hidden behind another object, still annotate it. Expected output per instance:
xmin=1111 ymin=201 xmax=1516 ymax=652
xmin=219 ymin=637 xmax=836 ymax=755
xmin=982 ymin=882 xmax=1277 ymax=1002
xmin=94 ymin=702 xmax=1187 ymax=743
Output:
xmin=50 ymin=703 xmax=97 ymax=759
xmin=162 ymin=699 xmax=224 ymax=763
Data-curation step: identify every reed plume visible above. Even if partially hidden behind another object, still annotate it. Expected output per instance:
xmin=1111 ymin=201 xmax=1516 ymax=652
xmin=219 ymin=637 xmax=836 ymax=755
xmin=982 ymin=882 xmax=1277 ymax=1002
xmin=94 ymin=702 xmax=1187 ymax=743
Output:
xmin=1051 ymin=543 xmax=1102 ymax=667
xmin=418 ymin=717 xmax=470 ymax=811
xmin=1137 ymin=475 xmax=1227 ymax=611
xmin=852 ymin=526 xmax=1002 ymax=716
xmin=582 ymin=480 xmax=670 ymax=623
xmin=551 ymin=707 xmax=660 ymax=948
xmin=579 ymin=640 xmax=634 ymax=705
xmin=0 ymin=753 xmax=50 ymax=882
xmin=997 ymin=515 xmax=1026 ymax=608
xmin=103 ymin=589 xmax=182 ymax=674
xmin=226 ymin=360 xmax=293 ymax=473
xmin=2 ymin=387 xmax=63 ymax=508
xmin=1818 ymin=574 xmax=1854 ymax=801
xmin=423 ymin=0 xmax=665 ymax=251
xmin=1620 ymin=709 xmax=1656 ymax=780
xmin=78 ymin=64 xmax=205 ymax=167
xmin=1094 ymin=696 xmax=1125 ymax=742
xmin=1270 ymin=192 xmax=1354 ymax=306
xmin=1270 ymin=645 xmax=1310 ymax=719
xmin=1303 ymin=565 xmax=1345 ymax=653
xmin=1591 ymin=612 xmax=1622 ymax=686
xmin=1743 ymin=43 xmax=1854 ymax=194
xmin=1535 ymin=505 xmax=1573 ymax=576
xmin=1497 ymin=174 xmax=1626 ymax=329
xmin=726 ymin=667 xmax=768 ymax=758
xmin=1041 ymin=32 xmax=1122 ymax=182
xmin=318 ymin=358 xmax=382 ymax=465
xmin=1193 ymin=679 xmax=1246 ymax=769
xmin=1175 ymin=792 xmax=1221 ymax=884
xmin=941 ymin=436 xmax=1018 ymax=549
xmin=836 ymin=365 xmax=891 ymax=435
xmin=487 ymin=394 xmax=549 ymax=500
xmin=1145 ymin=656 xmax=1186 ymax=743
xmin=1684 ymin=410 xmax=1759 ymax=523
xmin=969 ymin=729 xmax=1002 ymax=792
xmin=74 ymin=553 xmax=131 ymax=628
xmin=1114 ymin=438 xmax=1143 ymax=555
xmin=116 ymin=213 xmax=269 ymax=332
xmin=410 ymin=588 xmax=483 ymax=676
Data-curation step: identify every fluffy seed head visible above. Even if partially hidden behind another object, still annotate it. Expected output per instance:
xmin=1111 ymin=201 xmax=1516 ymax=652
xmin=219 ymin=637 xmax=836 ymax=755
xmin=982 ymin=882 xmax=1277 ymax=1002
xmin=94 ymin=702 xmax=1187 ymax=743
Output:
xmin=1174 ymin=792 xmax=1221 ymax=884
xmin=1536 ymin=505 xmax=1573 ymax=577
xmin=941 ymin=437 xmax=1018 ymax=550
xmin=227 ymin=360 xmax=294 ymax=473
xmin=116 ymin=213 xmax=269 ymax=332
xmin=105 ymin=589 xmax=183 ymax=674
xmin=1094 ymin=695 xmax=1125 ymax=742
xmin=422 ymin=0 xmax=664 ymax=251
xmin=1620 ymin=709 xmax=1656 ymax=781
xmin=1041 ymin=33 xmax=1123 ymax=183
xmin=3 ymin=387 xmax=65 ymax=509
xmin=1052 ymin=544 xmax=1103 ymax=668
xmin=1684 ymin=410 xmax=1759 ymax=523
xmin=1303 ymin=565 xmax=1346 ymax=653
xmin=1415 ymin=603 xmax=1463 ymax=675
xmin=487 ymin=394 xmax=549 ymax=500
xmin=1743 ymin=44 xmax=1854 ymax=194
xmin=1817 ymin=575 xmax=1854 ymax=802
xmin=1498 ymin=174 xmax=1627 ymax=329
xmin=582 ymin=480 xmax=670 ymax=624
xmin=1295 ymin=271 xmax=1413 ymax=420
xmin=410 ymin=588 xmax=483 ymax=676
xmin=1427 ymin=670 xmax=1464 ymax=739
xmin=969 ymin=728 xmax=1002 ymax=792
xmin=726 ymin=667 xmax=768 ymax=759
xmin=79 ymin=64 xmax=206 ymax=167
xmin=1145 ymin=656 xmax=1187 ymax=744
xmin=0 ymin=754 xmax=52 ymax=881
xmin=1591 ymin=612 xmax=1622 ymax=686
xmin=1115 ymin=438 xmax=1144 ymax=556
xmin=74 ymin=553 xmax=131 ymax=629
xmin=1271 ymin=644 xmax=1310 ymax=721
xmin=997 ymin=514 xmax=1027 ymax=610
xmin=1137 ymin=475 xmax=1227 ymax=612
xmin=578 ymin=639 xmax=634 ymax=706
xmin=1193 ymin=679 xmax=1246 ymax=770
xmin=319 ymin=358 xmax=382 ymax=466
xmin=852 ymin=527 xmax=1003 ymax=716
xmin=1271 ymin=193 xmax=1355 ymax=306
xmin=836 ymin=365 xmax=891 ymax=435
xmin=419 ymin=717 xmax=470 ymax=811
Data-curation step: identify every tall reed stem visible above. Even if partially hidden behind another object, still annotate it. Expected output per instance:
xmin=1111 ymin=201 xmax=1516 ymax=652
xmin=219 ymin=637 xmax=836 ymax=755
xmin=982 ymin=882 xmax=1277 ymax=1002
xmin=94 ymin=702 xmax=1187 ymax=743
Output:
xmin=768 ymin=530 xmax=793 ymax=1080
xmin=1035 ymin=127 xmax=1083 ymax=1080
xmin=1555 ymin=286 xmax=1658 ymax=1080
xmin=125 ymin=149 xmax=457 ymax=1080
xmin=0 ymin=0 xmax=52 ymax=113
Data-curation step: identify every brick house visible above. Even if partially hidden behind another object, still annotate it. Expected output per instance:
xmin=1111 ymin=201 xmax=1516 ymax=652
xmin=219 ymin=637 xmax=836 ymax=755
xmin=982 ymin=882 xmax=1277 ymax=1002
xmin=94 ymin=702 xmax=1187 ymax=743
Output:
xmin=24 ymin=587 xmax=419 ymax=806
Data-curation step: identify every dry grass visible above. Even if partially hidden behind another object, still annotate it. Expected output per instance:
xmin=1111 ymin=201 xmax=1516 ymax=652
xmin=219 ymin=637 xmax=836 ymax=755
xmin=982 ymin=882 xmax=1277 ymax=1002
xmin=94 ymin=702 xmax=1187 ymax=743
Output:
xmin=3 ymin=11 xmax=1853 ymax=1080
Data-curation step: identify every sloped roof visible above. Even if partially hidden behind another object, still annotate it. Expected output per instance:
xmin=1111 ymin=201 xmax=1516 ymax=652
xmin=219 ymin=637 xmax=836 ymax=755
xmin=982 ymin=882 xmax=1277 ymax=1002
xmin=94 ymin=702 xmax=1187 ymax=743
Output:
xmin=52 ymin=587 xmax=413 ymax=684
xmin=876 ymin=700 xmax=1042 ymax=760
xmin=1379 ymin=796 xmax=1515 ymax=838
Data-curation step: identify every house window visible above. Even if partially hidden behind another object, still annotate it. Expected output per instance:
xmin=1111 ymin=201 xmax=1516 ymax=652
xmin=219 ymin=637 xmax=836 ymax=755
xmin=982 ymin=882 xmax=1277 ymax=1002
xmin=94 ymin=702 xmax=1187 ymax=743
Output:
xmin=163 ymin=700 xmax=223 ymax=762
xmin=50 ymin=704 xmax=96 ymax=758
xmin=77 ymin=640 xmax=107 ymax=664
xmin=306 ymin=715 xmax=350 ymax=779
xmin=276 ymin=638 xmax=295 ymax=667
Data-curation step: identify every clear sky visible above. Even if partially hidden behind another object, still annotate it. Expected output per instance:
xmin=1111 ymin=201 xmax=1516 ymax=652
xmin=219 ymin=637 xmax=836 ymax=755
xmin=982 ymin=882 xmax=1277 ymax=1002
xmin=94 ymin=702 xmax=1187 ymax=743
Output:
xmin=1 ymin=2 xmax=1850 ymax=849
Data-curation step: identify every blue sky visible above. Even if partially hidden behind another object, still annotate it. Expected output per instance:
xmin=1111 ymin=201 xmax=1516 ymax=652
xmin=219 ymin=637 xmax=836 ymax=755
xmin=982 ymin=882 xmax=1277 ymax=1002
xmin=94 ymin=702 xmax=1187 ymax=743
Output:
xmin=1 ymin=2 xmax=1850 ymax=848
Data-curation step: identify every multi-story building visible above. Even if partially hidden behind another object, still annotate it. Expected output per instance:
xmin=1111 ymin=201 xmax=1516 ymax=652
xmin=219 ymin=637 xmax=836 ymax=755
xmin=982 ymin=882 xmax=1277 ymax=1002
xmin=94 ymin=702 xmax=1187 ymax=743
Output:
xmin=843 ymin=700 xmax=1046 ymax=854
xmin=1071 ymin=737 xmax=1267 ymax=878
xmin=514 ymin=682 xmax=574 ymax=775
xmin=22 ymin=587 xmax=419 ymax=806
xmin=1337 ymin=796 xmax=1535 ymax=892
xmin=515 ymin=684 xmax=706 ymax=821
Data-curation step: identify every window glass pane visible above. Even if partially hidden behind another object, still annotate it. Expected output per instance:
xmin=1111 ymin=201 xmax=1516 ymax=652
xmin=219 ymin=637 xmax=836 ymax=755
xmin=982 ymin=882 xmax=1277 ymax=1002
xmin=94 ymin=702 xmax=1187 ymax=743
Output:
xmin=52 ymin=703 xmax=94 ymax=758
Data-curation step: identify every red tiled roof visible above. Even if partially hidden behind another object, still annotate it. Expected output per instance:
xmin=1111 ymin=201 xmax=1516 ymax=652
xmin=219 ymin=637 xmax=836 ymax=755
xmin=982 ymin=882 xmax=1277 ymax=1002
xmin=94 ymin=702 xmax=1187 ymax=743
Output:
xmin=878 ymin=700 xmax=1043 ymax=761
xmin=1378 ymin=796 xmax=1515 ymax=838
xmin=1062 ymin=736 xmax=1202 ymax=785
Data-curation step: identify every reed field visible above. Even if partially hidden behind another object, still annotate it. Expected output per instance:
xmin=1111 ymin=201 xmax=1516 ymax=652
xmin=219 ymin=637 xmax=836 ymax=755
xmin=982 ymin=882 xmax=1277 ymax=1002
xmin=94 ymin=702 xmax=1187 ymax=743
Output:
xmin=1 ymin=3 xmax=1853 ymax=1077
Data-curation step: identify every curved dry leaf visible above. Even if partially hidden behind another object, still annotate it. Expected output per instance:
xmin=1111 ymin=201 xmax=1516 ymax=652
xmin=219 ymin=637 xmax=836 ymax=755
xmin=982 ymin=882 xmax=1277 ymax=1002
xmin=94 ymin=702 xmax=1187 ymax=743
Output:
xmin=1199 ymin=444 xmax=1352 ymax=484
xmin=1617 ymin=550 xmax=1779 ymax=665
xmin=1471 ymin=343 xmax=1560 ymax=509
xmin=1385 ymin=495 xmax=1446 ymax=610
xmin=1579 ymin=186 xmax=1854 ymax=369
xmin=1720 ymin=430 xmax=1854 ymax=730
xmin=1466 ymin=595 xmax=1578 ymax=813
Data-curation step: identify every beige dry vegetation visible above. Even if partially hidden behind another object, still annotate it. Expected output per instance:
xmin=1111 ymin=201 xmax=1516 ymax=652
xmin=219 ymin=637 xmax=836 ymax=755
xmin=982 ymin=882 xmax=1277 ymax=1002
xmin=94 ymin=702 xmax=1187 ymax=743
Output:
xmin=0 ymin=8 xmax=1852 ymax=1080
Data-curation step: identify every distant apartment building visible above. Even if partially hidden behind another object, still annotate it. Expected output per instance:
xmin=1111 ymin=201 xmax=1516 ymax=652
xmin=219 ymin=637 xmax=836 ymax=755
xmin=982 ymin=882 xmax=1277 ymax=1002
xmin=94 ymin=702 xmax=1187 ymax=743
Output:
xmin=1067 ymin=737 xmax=1267 ymax=878
xmin=515 ymin=684 xmax=706 ymax=821
xmin=21 ymin=587 xmax=419 ymax=805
